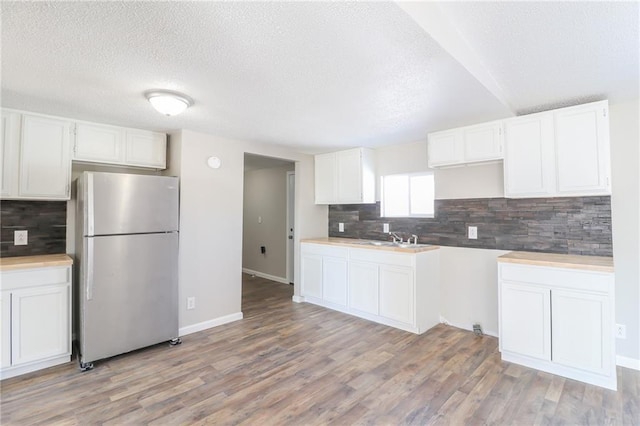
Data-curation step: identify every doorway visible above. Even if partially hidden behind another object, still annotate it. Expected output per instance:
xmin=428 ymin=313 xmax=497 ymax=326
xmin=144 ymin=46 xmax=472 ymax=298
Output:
xmin=242 ymin=154 xmax=295 ymax=290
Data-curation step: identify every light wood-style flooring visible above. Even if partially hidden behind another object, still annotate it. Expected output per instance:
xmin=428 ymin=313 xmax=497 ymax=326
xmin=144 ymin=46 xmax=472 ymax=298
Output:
xmin=1 ymin=273 xmax=639 ymax=425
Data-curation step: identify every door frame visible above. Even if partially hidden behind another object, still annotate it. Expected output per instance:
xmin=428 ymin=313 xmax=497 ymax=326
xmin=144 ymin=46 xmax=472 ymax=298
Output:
xmin=286 ymin=171 xmax=295 ymax=284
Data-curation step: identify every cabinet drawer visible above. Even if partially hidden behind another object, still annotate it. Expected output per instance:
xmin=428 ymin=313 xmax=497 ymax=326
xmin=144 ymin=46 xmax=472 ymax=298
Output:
xmin=499 ymin=263 xmax=611 ymax=293
xmin=350 ymin=248 xmax=414 ymax=267
xmin=1 ymin=266 xmax=70 ymax=290
xmin=301 ymin=243 xmax=348 ymax=258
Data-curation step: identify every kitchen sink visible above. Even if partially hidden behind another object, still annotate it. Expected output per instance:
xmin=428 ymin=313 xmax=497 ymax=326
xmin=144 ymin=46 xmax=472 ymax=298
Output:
xmin=352 ymin=240 xmax=429 ymax=248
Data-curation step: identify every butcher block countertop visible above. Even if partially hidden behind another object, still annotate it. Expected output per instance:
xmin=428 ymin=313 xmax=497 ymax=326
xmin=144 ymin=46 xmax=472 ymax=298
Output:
xmin=498 ymin=251 xmax=614 ymax=273
xmin=302 ymin=237 xmax=439 ymax=254
xmin=0 ymin=254 xmax=73 ymax=271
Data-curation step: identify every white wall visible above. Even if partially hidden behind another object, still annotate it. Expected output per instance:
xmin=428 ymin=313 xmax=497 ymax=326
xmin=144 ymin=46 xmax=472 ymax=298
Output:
xmin=439 ymin=246 xmax=509 ymax=336
xmin=242 ymin=164 xmax=294 ymax=281
xmin=165 ymin=129 xmax=325 ymax=335
xmin=609 ymin=99 xmax=640 ymax=364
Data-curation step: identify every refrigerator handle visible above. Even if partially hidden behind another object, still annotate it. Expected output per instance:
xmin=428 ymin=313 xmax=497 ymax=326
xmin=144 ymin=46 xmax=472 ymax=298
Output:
xmin=87 ymin=172 xmax=94 ymax=235
xmin=86 ymin=238 xmax=94 ymax=300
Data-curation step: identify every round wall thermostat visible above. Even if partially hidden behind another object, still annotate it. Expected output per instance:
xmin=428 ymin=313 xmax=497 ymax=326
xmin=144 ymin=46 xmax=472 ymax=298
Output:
xmin=207 ymin=156 xmax=221 ymax=169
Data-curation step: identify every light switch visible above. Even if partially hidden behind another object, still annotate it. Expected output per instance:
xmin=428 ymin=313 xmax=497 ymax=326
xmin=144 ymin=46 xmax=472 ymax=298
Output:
xmin=14 ymin=230 xmax=28 ymax=246
xmin=338 ymin=223 xmax=344 ymax=232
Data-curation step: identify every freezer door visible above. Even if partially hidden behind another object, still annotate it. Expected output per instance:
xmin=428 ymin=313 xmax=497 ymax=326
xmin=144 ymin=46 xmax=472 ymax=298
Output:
xmin=83 ymin=172 xmax=178 ymax=236
xmin=79 ymin=232 xmax=178 ymax=364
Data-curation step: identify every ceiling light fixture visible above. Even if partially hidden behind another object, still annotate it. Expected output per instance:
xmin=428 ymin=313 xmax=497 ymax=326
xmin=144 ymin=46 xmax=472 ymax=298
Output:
xmin=145 ymin=90 xmax=193 ymax=116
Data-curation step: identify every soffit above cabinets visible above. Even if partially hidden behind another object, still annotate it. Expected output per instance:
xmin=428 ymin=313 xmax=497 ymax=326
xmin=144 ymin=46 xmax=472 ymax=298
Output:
xmin=1 ymin=1 xmax=638 ymax=153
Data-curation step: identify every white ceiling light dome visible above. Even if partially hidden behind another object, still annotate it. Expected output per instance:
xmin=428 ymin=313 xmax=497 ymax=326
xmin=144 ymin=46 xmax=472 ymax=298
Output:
xmin=145 ymin=90 xmax=193 ymax=116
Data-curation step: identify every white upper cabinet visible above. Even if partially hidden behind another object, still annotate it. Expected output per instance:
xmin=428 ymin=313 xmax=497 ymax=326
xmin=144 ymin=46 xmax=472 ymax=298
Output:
xmin=75 ymin=122 xmax=125 ymax=164
xmin=426 ymin=129 xmax=462 ymax=167
xmin=428 ymin=121 xmax=503 ymax=168
xmin=554 ymin=102 xmax=610 ymax=195
xmin=3 ymin=114 xmax=72 ymax=200
xmin=504 ymin=112 xmax=556 ymax=197
xmin=1 ymin=111 xmax=21 ymax=197
xmin=74 ymin=121 xmax=166 ymax=169
xmin=504 ymin=100 xmax=610 ymax=198
xmin=314 ymin=147 xmax=375 ymax=204
xmin=463 ymin=121 xmax=503 ymax=162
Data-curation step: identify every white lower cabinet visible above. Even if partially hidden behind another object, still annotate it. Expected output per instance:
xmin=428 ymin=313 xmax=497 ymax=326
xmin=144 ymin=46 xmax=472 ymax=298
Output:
xmin=379 ymin=265 xmax=414 ymax=325
xmin=348 ymin=261 xmax=379 ymax=316
xmin=322 ymin=257 xmax=348 ymax=307
xmin=498 ymin=260 xmax=615 ymax=390
xmin=301 ymin=242 xmax=439 ymax=334
xmin=1 ymin=264 xmax=72 ymax=380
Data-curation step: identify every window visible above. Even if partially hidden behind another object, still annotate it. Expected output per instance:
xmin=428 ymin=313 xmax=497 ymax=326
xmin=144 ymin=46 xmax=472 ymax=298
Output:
xmin=381 ymin=172 xmax=435 ymax=218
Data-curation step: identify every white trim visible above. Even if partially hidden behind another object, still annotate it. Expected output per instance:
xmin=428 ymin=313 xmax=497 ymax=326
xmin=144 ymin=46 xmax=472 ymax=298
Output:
xmin=286 ymin=171 xmax=295 ymax=285
xmin=292 ymin=295 xmax=305 ymax=303
xmin=617 ymin=355 xmax=640 ymax=370
xmin=439 ymin=316 xmax=498 ymax=338
xmin=242 ymin=268 xmax=289 ymax=285
xmin=178 ymin=312 xmax=243 ymax=337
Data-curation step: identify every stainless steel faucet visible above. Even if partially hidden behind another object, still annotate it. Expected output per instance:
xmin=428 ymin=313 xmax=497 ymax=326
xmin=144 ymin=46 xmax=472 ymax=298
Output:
xmin=408 ymin=234 xmax=419 ymax=245
xmin=389 ymin=232 xmax=403 ymax=243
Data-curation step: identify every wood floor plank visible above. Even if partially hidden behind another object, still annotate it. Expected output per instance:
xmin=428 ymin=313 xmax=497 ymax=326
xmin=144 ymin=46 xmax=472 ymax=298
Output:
xmin=1 ymin=273 xmax=638 ymax=425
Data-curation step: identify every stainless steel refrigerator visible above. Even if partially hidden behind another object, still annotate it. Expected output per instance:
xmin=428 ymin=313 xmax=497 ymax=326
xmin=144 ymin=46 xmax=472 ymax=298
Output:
xmin=76 ymin=171 xmax=179 ymax=370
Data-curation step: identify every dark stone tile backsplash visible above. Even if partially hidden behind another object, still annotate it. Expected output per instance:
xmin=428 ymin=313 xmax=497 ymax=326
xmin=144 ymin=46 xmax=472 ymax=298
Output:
xmin=329 ymin=196 xmax=612 ymax=256
xmin=0 ymin=201 xmax=67 ymax=257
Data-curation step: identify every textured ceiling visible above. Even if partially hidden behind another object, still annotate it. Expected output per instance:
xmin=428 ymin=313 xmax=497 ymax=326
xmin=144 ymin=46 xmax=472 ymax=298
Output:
xmin=1 ymin=2 xmax=638 ymax=153
xmin=437 ymin=1 xmax=640 ymax=114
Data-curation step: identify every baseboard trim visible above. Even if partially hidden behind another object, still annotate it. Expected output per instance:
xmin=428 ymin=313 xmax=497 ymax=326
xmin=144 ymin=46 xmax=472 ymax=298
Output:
xmin=617 ymin=355 xmax=640 ymax=370
xmin=292 ymin=295 xmax=305 ymax=303
xmin=242 ymin=268 xmax=289 ymax=285
xmin=179 ymin=312 xmax=243 ymax=337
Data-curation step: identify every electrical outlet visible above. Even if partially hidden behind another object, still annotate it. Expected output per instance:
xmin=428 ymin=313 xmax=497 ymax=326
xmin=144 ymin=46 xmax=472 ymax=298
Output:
xmin=616 ymin=324 xmax=626 ymax=339
xmin=338 ymin=223 xmax=344 ymax=232
xmin=468 ymin=226 xmax=477 ymax=240
xmin=187 ymin=297 xmax=196 ymax=310
xmin=258 ymin=216 xmax=262 ymax=224
xmin=383 ymin=223 xmax=389 ymax=233
xmin=14 ymin=230 xmax=28 ymax=246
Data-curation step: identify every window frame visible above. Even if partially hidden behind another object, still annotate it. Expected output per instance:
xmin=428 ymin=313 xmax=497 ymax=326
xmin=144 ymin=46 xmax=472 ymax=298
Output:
xmin=380 ymin=171 xmax=435 ymax=219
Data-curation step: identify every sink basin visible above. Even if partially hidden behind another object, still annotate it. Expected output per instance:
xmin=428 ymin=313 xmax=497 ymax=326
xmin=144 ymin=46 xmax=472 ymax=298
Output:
xmin=352 ymin=240 xmax=429 ymax=249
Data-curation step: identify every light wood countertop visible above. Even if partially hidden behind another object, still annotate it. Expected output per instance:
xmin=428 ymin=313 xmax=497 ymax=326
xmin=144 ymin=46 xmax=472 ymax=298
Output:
xmin=302 ymin=237 xmax=439 ymax=253
xmin=0 ymin=254 xmax=73 ymax=271
xmin=498 ymin=251 xmax=614 ymax=273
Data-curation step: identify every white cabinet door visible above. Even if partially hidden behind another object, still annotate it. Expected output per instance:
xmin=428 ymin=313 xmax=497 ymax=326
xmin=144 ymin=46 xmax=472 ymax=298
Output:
xmin=125 ymin=130 xmax=166 ymax=168
xmin=551 ymin=289 xmax=611 ymax=375
xmin=19 ymin=115 xmax=72 ymax=199
xmin=1 ymin=111 xmax=20 ymax=197
xmin=427 ymin=129 xmax=462 ymax=167
xmin=314 ymin=152 xmax=336 ymax=204
xmin=504 ymin=113 xmax=555 ymax=198
xmin=500 ymin=282 xmax=551 ymax=361
xmin=379 ymin=265 xmax=413 ymax=324
xmin=0 ymin=291 xmax=10 ymax=368
xmin=348 ymin=261 xmax=379 ymax=315
xmin=554 ymin=102 xmax=610 ymax=195
xmin=301 ymin=253 xmax=323 ymax=299
xmin=323 ymin=257 xmax=348 ymax=306
xmin=337 ymin=148 xmax=362 ymax=203
xmin=75 ymin=122 xmax=124 ymax=164
xmin=10 ymin=284 xmax=70 ymax=366
xmin=463 ymin=121 xmax=503 ymax=162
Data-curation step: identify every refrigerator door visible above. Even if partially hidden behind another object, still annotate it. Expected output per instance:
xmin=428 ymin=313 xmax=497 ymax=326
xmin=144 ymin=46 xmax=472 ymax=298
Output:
xmin=83 ymin=172 xmax=179 ymax=236
xmin=79 ymin=232 xmax=178 ymax=364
